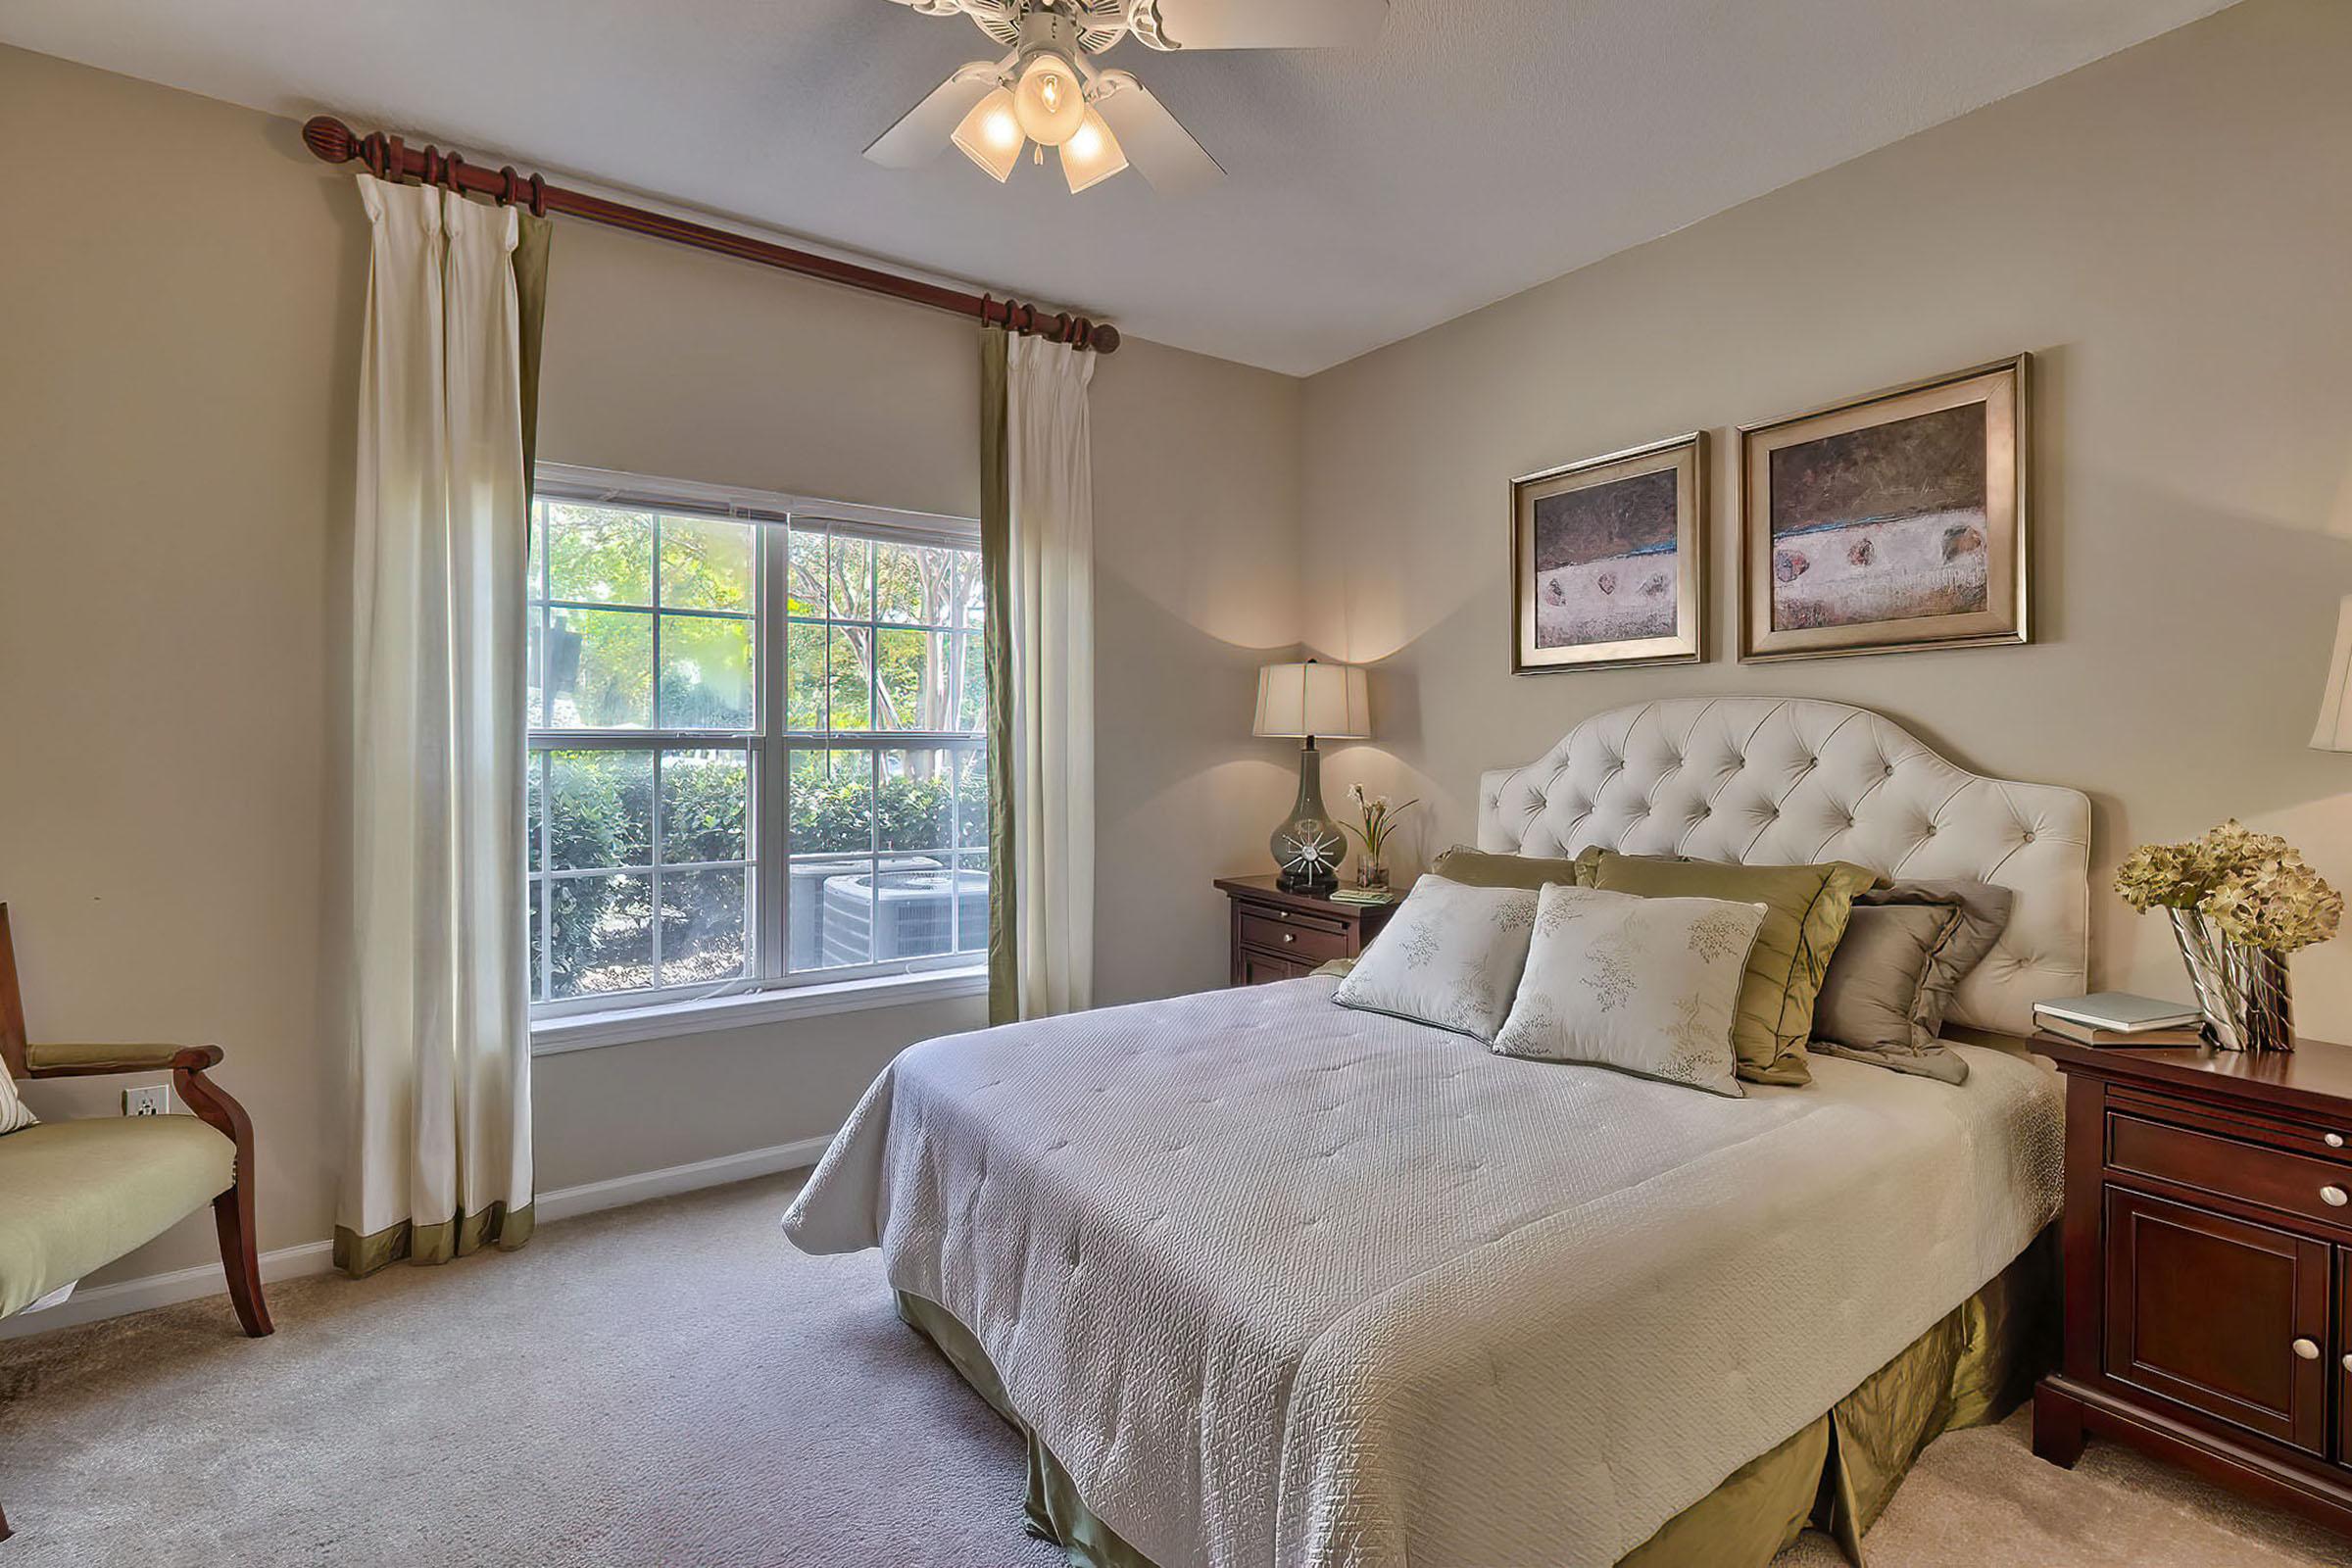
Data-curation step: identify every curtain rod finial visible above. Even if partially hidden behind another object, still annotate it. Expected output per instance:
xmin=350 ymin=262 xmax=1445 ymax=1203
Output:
xmin=302 ymin=116 xmax=358 ymax=165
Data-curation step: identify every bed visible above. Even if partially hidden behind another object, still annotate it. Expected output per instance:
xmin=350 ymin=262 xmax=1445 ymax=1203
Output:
xmin=785 ymin=697 xmax=2092 ymax=1567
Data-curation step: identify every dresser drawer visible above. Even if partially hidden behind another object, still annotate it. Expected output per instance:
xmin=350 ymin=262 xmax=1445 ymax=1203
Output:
xmin=1236 ymin=908 xmax=1350 ymax=962
xmin=2108 ymin=1111 xmax=2352 ymax=1231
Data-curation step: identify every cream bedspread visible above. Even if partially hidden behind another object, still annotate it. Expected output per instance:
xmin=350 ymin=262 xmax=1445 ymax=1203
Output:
xmin=784 ymin=976 xmax=2064 ymax=1568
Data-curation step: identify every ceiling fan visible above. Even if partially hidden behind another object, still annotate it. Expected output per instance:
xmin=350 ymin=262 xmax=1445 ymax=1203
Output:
xmin=866 ymin=0 xmax=1387 ymax=195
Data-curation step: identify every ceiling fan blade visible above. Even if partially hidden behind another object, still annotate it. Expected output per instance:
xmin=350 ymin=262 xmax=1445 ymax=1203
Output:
xmin=865 ymin=62 xmax=1002 ymax=169
xmin=1091 ymin=74 xmax=1224 ymax=194
xmin=1129 ymin=0 xmax=1386 ymax=51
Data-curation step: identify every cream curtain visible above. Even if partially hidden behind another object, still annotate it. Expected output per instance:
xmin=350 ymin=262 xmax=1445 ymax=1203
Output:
xmin=338 ymin=176 xmax=536 ymax=1277
xmin=984 ymin=331 xmax=1099 ymax=1021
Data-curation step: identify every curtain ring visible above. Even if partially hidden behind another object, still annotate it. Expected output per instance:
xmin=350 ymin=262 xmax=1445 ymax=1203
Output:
xmin=498 ymin=166 xmax=520 ymax=207
xmin=442 ymin=149 xmax=466 ymax=195
xmin=526 ymin=172 xmax=547 ymax=218
xmin=361 ymin=132 xmax=386 ymax=179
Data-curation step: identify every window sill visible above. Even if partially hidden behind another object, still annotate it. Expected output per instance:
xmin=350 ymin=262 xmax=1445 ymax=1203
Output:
xmin=530 ymin=967 xmax=989 ymax=1055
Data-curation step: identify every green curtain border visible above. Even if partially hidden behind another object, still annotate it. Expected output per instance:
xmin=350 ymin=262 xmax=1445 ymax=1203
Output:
xmin=980 ymin=325 xmax=1017 ymax=1027
xmin=514 ymin=208 xmax=553 ymax=501
xmin=333 ymin=1200 xmax=536 ymax=1279
xmin=896 ymin=1225 xmax=2056 ymax=1568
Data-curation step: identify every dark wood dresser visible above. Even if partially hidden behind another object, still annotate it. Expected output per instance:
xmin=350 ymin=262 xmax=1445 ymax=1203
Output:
xmin=2034 ymin=1034 xmax=2352 ymax=1539
xmin=1215 ymin=875 xmax=1400 ymax=986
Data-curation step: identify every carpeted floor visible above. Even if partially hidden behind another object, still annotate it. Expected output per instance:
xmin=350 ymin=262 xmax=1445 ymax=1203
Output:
xmin=3 ymin=1174 xmax=2348 ymax=1567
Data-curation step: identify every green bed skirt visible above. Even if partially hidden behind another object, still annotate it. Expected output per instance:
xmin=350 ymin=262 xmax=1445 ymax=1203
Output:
xmin=895 ymin=1225 xmax=2055 ymax=1568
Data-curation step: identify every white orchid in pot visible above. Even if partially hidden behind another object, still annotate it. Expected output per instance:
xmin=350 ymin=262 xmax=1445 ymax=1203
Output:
xmin=1344 ymin=783 xmax=1418 ymax=893
xmin=2116 ymin=820 xmax=2342 ymax=1053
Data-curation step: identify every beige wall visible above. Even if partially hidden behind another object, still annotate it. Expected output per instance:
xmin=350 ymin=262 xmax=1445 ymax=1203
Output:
xmin=17 ymin=0 xmax=2349 ymax=1306
xmin=0 ymin=44 xmax=1300 ymax=1288
xmin=1298 ymin=0 xmax=2352 ymax=1032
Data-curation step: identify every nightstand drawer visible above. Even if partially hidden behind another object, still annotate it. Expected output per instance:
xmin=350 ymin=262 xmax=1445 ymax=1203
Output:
xmin=2109 ymin=1111 xmax=2352 ymax=1231
xmin=1237 ymin=909 xmax=1349 ymax=962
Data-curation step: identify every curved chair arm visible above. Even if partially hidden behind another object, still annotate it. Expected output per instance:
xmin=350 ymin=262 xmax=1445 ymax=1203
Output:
xmin=22 ymin=1041 xmax=224 ymax=1079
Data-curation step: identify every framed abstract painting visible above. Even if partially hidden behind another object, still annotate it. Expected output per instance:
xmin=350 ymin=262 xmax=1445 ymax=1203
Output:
xmin=1740 ymin=355 xmax=2030 ymax=662
xmin=1511 ymin=431 xmax=1705 ymax=673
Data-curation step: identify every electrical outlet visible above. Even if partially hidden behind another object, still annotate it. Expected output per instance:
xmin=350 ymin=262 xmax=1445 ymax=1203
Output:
xmin=122 ymin=1083 xmax=172 ymax=1117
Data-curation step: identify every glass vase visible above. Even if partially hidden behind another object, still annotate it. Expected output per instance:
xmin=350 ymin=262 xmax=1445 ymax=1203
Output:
xmin=2169 ymin=907 xmax=2294 ymax=1053
xmin=1354 ymin=852 xmax=1390 ymax=893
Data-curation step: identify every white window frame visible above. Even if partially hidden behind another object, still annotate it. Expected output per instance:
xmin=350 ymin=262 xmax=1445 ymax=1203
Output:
xmin=527 ymin=463 xmax=988 ymax=1045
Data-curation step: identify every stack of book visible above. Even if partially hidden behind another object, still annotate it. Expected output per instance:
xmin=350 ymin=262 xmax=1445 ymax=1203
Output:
xmin=1329 ymin=887 xmax=1395 ymax=907
xmin=2033 ymin=992 xmax=2207 ymax=1048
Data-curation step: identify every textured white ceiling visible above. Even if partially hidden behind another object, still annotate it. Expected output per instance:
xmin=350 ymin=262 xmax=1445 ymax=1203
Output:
xmin=4 ymin=0 xmax=2236 ymax=374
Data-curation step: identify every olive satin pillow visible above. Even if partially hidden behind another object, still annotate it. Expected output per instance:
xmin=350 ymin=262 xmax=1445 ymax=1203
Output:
xmin=1428 ymin=844 xmax=1690 ymax=892
xmin=1590 ymin=851 xmax=1877 ymax=1086
xmin=1427 ymin=844 xmax=1589 ymax=892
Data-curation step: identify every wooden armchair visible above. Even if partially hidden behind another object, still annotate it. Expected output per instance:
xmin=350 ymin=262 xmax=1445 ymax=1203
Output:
xmin=0 ymin=905 xmax=271 ymax=1544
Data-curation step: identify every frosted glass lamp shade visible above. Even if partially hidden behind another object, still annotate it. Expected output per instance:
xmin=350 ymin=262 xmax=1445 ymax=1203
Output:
xmin=2314 ymin=595 xmax=2352 ymax=751
xmin=1254 ymin=662 xmax=1370 ymax=740
xmin=1059 ymin=108 xmax=1128 ymax=193
xmin=952 ymin=88 xmax=1024 ymax=182
xmin=1013 ymin=52 xmax=1088 ymax=146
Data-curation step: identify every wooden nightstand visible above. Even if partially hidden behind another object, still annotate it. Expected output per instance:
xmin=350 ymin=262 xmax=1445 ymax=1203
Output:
xmin=2034 ymin=1035 xmax=2352 ymax=1541
xmin=1215 ymin=875 xmax=1402 ymax=987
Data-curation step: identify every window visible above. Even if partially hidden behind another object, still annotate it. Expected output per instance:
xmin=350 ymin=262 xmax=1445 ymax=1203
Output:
xmin=526 ymin=465 xmax=988 ymax=1020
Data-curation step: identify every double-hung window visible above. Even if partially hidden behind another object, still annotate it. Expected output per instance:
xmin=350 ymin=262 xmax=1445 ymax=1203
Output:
xmin=526 ymin=465 xmax=989 ymax=1024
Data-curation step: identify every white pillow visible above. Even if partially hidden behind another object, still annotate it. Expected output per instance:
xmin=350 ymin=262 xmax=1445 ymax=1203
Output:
xmin=0 ymin=1067 xmax=36 ymax=1136
xmin=1493 ymin=884 xmax=1767 ymax=1098
xmin=1333 ymin=875 xmax=1538 ymax=1043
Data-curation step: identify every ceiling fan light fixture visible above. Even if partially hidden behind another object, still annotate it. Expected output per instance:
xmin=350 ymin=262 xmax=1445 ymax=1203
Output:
xmin=1012 ymin=50 xmax=1088 ymax=146
xmin=951 ymin=86 xmax=1024 ymax=181
xmin=1059 ymin=107 xmax=1128 ymax=193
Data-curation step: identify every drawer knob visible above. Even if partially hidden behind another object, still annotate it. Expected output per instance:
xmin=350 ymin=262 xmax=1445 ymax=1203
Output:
xmin=2329 ymin=1133 xmax=2347 ymax=1149
xmin=1281 ymin=932 xmax=1296 ymax=945
xmin=2296 ymin=1338 xmax=2322 ymax=1360
xmin=2325 ymin=1186 xmax=2349 ymax=1208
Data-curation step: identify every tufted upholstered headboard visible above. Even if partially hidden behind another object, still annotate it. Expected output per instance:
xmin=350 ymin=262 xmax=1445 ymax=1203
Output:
xmin=1476 ymin=697 xmax=2090 ymax=1037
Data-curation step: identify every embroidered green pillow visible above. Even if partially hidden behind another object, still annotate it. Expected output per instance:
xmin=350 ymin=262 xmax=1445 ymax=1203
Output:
xmin=1590 ymin=852 xmax=1878 ymax=1086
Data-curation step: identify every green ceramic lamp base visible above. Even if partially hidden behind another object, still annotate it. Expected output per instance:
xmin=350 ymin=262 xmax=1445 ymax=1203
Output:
xmin=1271 ymin=739 xmax=1345 ymax=894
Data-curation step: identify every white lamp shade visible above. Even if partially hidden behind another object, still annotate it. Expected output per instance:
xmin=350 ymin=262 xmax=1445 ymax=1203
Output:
xmin=1059 ymin=108 xmax=1128 ymax=193
xmin=1253 ymin=661 xmax=1369 ymax=740
xmin=951 ymin=87 xmax=1024 ymax=183
xmin=2314 ymin=594 xmax=2352 ymax=752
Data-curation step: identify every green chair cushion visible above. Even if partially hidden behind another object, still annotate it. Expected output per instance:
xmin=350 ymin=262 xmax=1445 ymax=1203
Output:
xmin=0 ymin=1116 xmax=235 ymax=1318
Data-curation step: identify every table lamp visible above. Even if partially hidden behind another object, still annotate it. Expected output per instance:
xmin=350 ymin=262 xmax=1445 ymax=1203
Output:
xmin=1253 ymin=659 xmax=1369 ymax=893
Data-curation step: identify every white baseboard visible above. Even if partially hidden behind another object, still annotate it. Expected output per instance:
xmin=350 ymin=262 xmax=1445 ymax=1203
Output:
xmin=0 ymin=1133 xmax=834 ymax=1341
xmin=533 ymin=1133 xmax=833 ymax=1223
xmin=0 ymin=1239 xmax=338 ymax=1340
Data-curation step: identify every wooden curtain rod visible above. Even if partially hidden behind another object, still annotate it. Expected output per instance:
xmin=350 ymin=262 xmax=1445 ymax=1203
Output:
xmin=299 ymin=116 xmax=1121 ymax=354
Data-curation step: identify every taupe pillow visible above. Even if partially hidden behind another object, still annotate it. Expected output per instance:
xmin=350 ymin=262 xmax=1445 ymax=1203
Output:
xmin=1427 ymin=844 xmax=1586 ymax=892
xmin=1811 ymin=880 xmax=2015 ymax=1085
xmin=1893 ymin=879 xmax=2015 ymax=1038
xmin=1812 ymin=898 xmax=1966 ymax=1079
